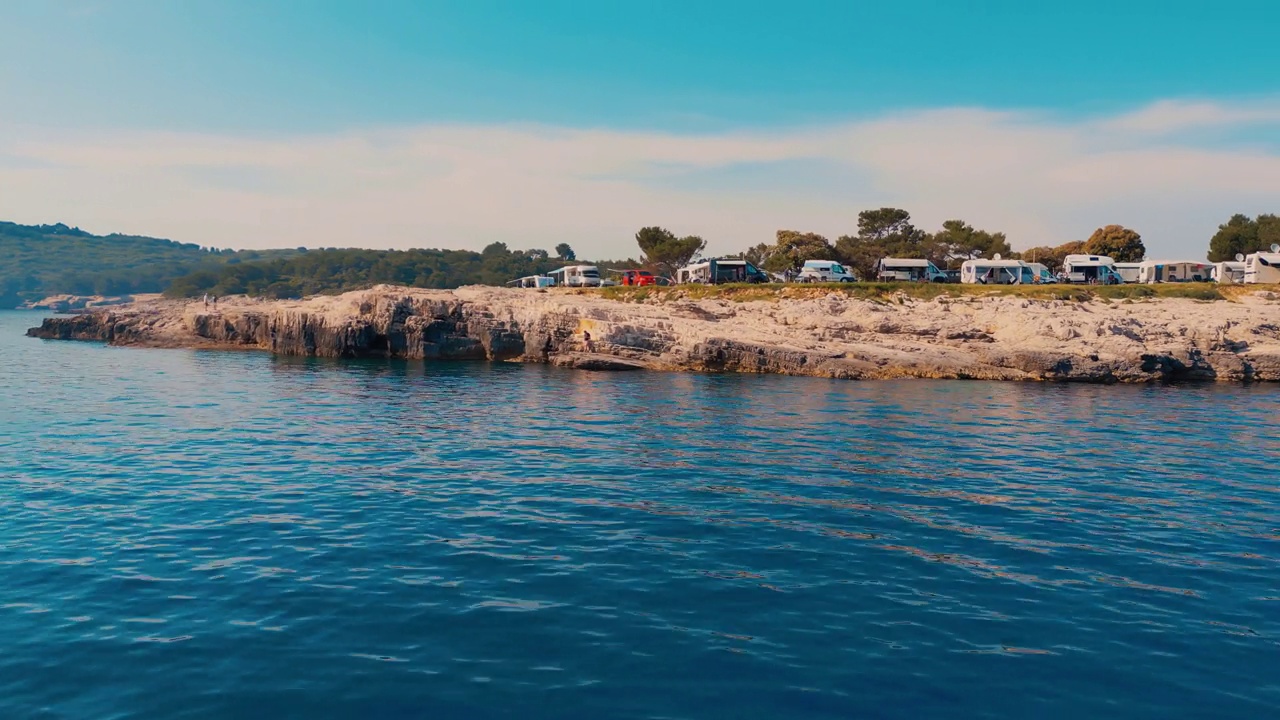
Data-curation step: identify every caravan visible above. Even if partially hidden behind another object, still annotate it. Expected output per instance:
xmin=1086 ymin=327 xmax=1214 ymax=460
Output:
xmin=676 ymin=258 xmax=770 ymax=285
xmin=1212 ymin=260 xmax=1247 ymax=284
xmin=548 ymin=265 xmax=602 ymax=287
xmin=506 ymin=275 xmax=555 ymax=288
xmin=960 ymin=257 xmax=1034 ymax=285
xmin=1062 ymin=254 xmax=1124 ymax=284
xmin=1137 ymin=261 xmax=1213 ymax=284
xmin=1244 ymin=245 xmax=1280 ymax=284
xmin=876 ymin=258 xmax=946 ymax=282
xmin=1113 ymin=263 xmax=1143 ymax=284
xmin=1026 ymin=262 xmax=1057 ymax=284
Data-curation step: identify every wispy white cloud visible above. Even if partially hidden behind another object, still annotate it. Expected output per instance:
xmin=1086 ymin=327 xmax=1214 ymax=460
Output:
xmin=0 ymin=99 xmax=1277 ymax=259
xmin=1100 ymin=99 xmax=1280 ymax=134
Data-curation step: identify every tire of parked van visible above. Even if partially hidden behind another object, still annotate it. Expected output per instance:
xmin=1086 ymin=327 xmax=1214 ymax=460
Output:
xmin=840 ymin=277 xmax=852 ymax=282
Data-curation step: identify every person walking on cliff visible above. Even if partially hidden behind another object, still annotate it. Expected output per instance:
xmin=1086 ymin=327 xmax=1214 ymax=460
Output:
xmin=211 ymin=295 xmax=218 ymax=310
xmin=203 ymin=293 xmax=209 ymax=310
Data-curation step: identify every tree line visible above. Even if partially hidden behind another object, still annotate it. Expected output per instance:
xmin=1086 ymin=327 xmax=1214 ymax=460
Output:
xmin=737 ymin=211 xmax=1277 ymax=276
xmin=734 ymin=210 xmax=1152 ymax=279
xmin=3 ymin=210 xmax=1275 ymax=306
xmin=622 ymin=210 xmax=1279 ymax=280
xmin=159 ymin=212 xmax=1143 ymax=297
xmin=163 ymin=243 xmax=584 ymax=299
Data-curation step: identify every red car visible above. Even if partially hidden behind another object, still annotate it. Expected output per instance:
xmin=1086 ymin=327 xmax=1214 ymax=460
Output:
xmin=617 ymin=269 xmax=659 ymax=286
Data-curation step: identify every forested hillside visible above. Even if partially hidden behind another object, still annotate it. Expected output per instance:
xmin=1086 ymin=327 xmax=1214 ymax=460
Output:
xmin=164 ymin=243 xmax=578 ymax=298
xmin=0 ymin=222 xmax=294 ymax=307
xmin=0 ymin=220 xmax=588 ymax=305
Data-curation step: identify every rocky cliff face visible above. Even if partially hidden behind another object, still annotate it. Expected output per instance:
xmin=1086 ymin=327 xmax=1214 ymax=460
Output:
xmin=25 ymin=285 xmax=1280 ymax=383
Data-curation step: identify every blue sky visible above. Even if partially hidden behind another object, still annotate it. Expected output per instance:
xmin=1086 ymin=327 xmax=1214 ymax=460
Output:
xmin=1 ymin=1 xmax=1278 ymax=257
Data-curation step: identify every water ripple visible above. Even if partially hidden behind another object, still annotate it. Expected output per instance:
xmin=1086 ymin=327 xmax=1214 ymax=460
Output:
xmin=2 ymin=311 xmax=1280 ymax=719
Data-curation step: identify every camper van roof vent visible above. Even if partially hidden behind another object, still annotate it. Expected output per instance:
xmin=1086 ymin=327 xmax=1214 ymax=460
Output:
xmin=1271 ymin=244 xmax=1280 ymax=253
xmin=1236 ymin=253 xmax=1245 ymax=262
xmin=992 ymin=253 xmax=1002 ymax=260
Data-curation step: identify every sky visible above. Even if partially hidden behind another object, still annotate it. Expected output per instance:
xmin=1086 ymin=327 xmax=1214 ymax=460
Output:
xmin=1 ymin=0 xmax=1278 ymax=259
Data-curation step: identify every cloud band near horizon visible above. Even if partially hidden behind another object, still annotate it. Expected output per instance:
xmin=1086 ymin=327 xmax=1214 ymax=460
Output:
xmin=2 ymin=98 xmax=1278 ymax=260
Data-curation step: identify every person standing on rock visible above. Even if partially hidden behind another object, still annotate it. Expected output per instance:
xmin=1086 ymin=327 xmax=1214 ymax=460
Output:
xmin=203 ymin=293 xmax=209 ymax=310
xmin=583 ymin=331 xmax=594 ymax=353
xmin=212 ymin=295 xmax=218 ymax=310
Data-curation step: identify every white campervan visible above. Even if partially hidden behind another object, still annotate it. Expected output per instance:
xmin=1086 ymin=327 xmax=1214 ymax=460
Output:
xmin=960 ymin=258 xmax=1034 ymax=285
xmin=1136 ymin=261 xmax=1213 ymax=284
xmin=1062 ymin=254 xmax=1124 ymax=284
xmin=548 ymin=265 xmax=602 ymax=287
xmin=1244 ymin=245 xmax=1280 ymax=284
xmin=1212 ymin=260 xmax=1247 ymax=284
xmin=876 ymin=258 xmax=946 ymax=282
xmin=796 ymin=260 xmax=856 ymax=282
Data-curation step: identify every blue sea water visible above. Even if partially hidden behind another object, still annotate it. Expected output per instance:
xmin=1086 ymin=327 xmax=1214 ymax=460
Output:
xmin=1 ymin=309 xmax=1278 ymax=719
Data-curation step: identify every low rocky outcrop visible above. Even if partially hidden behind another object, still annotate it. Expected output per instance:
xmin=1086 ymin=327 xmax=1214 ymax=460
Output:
xmin=25 ymin=285 xmax=1280 ymax=383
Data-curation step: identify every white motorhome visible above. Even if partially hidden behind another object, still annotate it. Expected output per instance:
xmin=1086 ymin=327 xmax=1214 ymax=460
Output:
xmin=960 ymin=258 xmax=1034 ymax=285
xmin=1062 ymin=254 xmax=1124 ymax=284
xmin=1027 ymin=262 xmax=1057 ymax=283
xmin=1212 ymin=260 xmax=1247 ymax=284
xmin=876 ymin=258 xmax=946 ymax=282
xmin=1137 ymin=261 xmax=1213 ymax=284
xmin=548 ymin=265 xmax=602 ymax=287
xmin=1113 ymin=262 xmax=1143 ymax=284
xmin=675 ymin=258 xmax=770 ymax=285
xmin=796 ymin=259 xmax=856 ymax=282
xmin=506 ymin=275 xmax=555 ymax=288
xmin=1244 ymin=245 xmax=1280 ymax=284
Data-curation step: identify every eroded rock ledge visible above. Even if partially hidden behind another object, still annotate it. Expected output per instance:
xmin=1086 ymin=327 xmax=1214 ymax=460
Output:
xmin=25 ymin=284 xmax=1280 ymax=382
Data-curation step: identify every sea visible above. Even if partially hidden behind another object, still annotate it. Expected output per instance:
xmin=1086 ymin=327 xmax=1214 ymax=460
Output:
xmin=1 ymin=309 xmax=1277 ymax=719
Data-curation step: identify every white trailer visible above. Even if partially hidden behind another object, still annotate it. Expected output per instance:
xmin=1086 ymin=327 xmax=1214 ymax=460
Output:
xmin=1026 ymin=262 xmax=1057 ymax=283
xmin=960 ymin=258 xmax=1035 ymax=285
xmin=876 ymin=258 xmax=946 ymax=282
xmin=1212 ymin=260 xmax=1246 ymax=284
xmin=1244 ymin=245 xmax=1280 ymax=284
xmin=548 ymin=265 xmax=602 ymax=287
xmin=1137 ymin=261 xmax=1213 ymax=284
xmin=1062 ymin=254 xmax=1124 ymax=284
xmin=1113 ymin=263 xmax=1142 ymax=284
xmin=506 ymin=275 xmax=556 ymax=288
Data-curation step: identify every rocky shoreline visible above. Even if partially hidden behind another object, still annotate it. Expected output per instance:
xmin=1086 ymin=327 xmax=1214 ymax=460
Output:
xmin=18 ymin=293 xmax=144 ymax=313
xmin=24 ymin=284 xmax=1280 ymax=382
